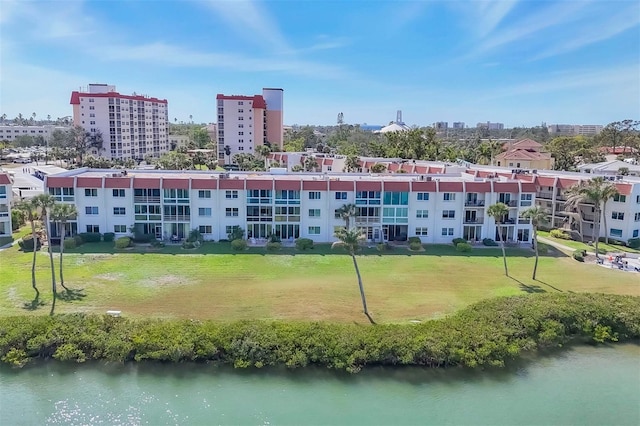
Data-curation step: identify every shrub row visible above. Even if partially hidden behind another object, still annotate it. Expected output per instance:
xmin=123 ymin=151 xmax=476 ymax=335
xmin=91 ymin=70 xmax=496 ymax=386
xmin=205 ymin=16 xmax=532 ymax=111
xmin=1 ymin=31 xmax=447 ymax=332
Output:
xmin=572 ymin=250 xmax=585 ymax=262
xmin=482 ymin=238 xmax=498 ymax=246
xmin=1 ymin=293 xmax=638 ymax=371
xmin=550 ymin=229 xmax=571 ymax=240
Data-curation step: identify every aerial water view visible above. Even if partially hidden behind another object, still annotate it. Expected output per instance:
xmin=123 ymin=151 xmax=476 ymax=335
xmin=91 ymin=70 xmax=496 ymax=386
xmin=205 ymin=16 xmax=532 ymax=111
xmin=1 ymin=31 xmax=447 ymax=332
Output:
xmin=0 ymin=0 xmax=639 ymax=424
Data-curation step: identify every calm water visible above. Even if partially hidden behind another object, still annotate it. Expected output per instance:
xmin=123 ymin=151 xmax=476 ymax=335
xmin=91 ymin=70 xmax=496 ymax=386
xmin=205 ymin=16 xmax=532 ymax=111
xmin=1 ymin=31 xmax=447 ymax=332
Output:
xmin=1 ymin=345 xmax=639 ymax=426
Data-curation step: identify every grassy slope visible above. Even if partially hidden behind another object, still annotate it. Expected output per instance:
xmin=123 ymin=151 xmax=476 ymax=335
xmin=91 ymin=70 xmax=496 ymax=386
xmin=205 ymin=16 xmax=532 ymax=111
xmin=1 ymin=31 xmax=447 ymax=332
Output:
xmin=1 ymin=239 xmax=638 ymax=323
xmin=538 ymin=230 xmax=640 ymax=254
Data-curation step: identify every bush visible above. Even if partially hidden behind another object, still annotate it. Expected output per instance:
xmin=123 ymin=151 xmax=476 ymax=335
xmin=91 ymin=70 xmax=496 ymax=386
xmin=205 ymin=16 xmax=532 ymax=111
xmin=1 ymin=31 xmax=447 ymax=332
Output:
xmin=18 ymin=235 xmax=41 ymax=251
xmin=409 ymin=241 xmax=423 ymax=251
xmin=131 ymin=233 xmax=155 ymax=243
xmin=151 ymin=240 xmax=165 ymax=248
xmin=482 ymin=238 xmax=498 ymax=246
xmin=187 ymin=229 xmax=204 ymax=244
xmin=266 ymin=241 xmax=282 ymax=251
xmin=295 ymin=238 xmax=314 ymax=250
xmin=452 ymin=238 xmax=467 ymax=246
xmin=73 ymin=235 xmax=84 ymax=247
xmin=227 ymin=226 xmax=245 ymax=241
xmin=103 ymin=232 xmax=115 ymax=242
xmin=268 ymin=234 xmax=281 ymax=243
xmin=79 ymin=232 xmax=102 ymax=243
xmin=628 ymin=238 xmax=640 ymax=249
xmin=11 ymin=210 xmax=25 ymax=231
xmin=182 ymin=241 xmax=195 ymax=249
xmin=550 ymin=229 xmax=571 ymax=240
xmin=231 ymin=239 xmax=247 ymax=251
xmin=115 ymin=237 xmax=131 ymax=249
xmin=456 ymin=242 xmax=472 ymax=252
xmin=63 ymin=238 xmax=77 ymax=250
xmin=572 ymin=250 xmax=585 ymax=262
xmin=407 ymin=236 xmax=422 ymax=244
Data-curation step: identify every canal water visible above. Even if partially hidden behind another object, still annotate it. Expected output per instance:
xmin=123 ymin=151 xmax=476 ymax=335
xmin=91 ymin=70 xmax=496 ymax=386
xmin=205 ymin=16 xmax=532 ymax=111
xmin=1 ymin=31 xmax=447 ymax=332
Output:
xmin=1 ymin=344 xmax=638 ymax=425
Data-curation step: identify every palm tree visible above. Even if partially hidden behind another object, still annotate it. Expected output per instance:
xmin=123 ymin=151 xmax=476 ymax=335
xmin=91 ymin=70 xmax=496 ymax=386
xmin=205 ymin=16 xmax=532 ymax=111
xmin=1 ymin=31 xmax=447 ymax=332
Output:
xmin=343 ymin=155 xmax=360 ymax=172
xmin=563 ymin=181 xmax=588 ymax=242
xmin=337 ymin=203 xmax=357 ymax=229
xmin=574 ymin=177 xmax=619 ymax=257
xmin=33 ymin=194 xmax=58 ymax=315
xmin=51 ymin=203 xmax=77 ymax=292
xmin=332 ymin=227 xmax=374 ymax=324
xmin=14 ymin=199 xmax=41 ymax=301
xmin=521 ymin=206 xmax=548 ymax=280
xmin=488 ymin=202 xmax=510 ymax=276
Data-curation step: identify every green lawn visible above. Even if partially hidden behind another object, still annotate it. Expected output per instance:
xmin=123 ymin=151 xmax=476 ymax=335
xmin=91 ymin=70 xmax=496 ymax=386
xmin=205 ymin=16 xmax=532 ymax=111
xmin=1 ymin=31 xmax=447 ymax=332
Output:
xmin=2 ymin=239 xmax=638 ymax=324
xmin=537 ymin=230 xmax=640 ymax=254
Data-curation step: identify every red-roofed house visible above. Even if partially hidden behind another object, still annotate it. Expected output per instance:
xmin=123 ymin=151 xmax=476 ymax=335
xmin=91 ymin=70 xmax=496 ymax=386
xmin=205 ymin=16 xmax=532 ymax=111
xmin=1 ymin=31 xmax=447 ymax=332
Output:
xmin=496 ymin=138 xmax=553 ymax=170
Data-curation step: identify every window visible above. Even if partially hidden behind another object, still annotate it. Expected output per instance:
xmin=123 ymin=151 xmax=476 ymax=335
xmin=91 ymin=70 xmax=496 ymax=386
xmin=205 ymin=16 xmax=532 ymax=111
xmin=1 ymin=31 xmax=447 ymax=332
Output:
xmin=199 ymin=225 xmax=212 ymax=234
xmin=308 ymin=226 xmax=321 ymax=235
xmin=443 ymin=193 xmax=455 ymax=201
xmin=226 ymin=190 xmax=238 ymax=199
xmin=357 ymin=191 xmax=382 ymax=205
xmin=635 ymin=212 xmax=640 ymax=222
xmin=114 ymin=225 xmax=127 ymax=233
xmin=634 ymin=230 xmax=639 ymax=238
xmin=442 ymin=210 xmax=455 ymax=219
xmin=113 ymin=207 xmax=126 ymax=215
xmin=613 ymin=194 xmax=626 ymax=202
xmin=415 ymin=227 xmax=428 ymax=236
xmin=49 ymin=187 xmax=75 ymax=202
xmin=416 ymin=210 xmax=428 ymax=218
xmin=417 ymin=192 xmax=429 ymax=201
xmin=610 ymin=228 xmax=623 ymax=238
xmin=112 ymin=189 xmax=125 ymax=197
xmin=383 ymin=192 xmax=408 ymax=205
xmin=198 ymin=190 xmax=211 ymax=199
xmin=308 ymin=209 xmax=321 ymax=217
xmin=85 ymin=206 xmax=99 ymax=215
xmin=335 ymin=192 xmax=347 ymax=200
xmin=520 ymin=193 xmax=533 ymax=207
xmin=225 ymin=208 xmax=239 ymax=217
xmin=636 ymin=195 xmax=640 ymax=204
xmin=238 ymin=131 xmax=244 ymax=135
xmin=86 ymin=225 xmax=100 ymax=233
xmin=85 ymin=188 xmax=97 ymax=197
xmin=441 ymin=227 xmax=454 ymax=236
xmin=0 ymin=187 xmax=6 ymax=198
xmin=309 ymin=191 xmax=321 ymax=200
xmin=226 ymin=225 xmax=236 ymax=235
xmin=611 ymin=211 xmax=624 ymax=220
xmin=199 ymin=207 xmax=212 ymax=217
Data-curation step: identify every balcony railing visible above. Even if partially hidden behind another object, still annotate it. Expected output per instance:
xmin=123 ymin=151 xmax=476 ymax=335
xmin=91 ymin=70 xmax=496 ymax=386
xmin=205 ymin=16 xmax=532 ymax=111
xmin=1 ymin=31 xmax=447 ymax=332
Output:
xmin=463 ymin=218 xmax=484 ymax=224
xmin=538 ymin=191 xmax=553 ymax=199
xmin=134 ymin=196 xmax=160 ymax=203
xmin=163 ymin=215 xmax=190 ymax=221
xmin=355 ymin=217 xmax=381 ymax=224
xmin=464 ymin=200 xmax=485 ymax=207
xmin=507 ymin=200 xmax=518 ymax=207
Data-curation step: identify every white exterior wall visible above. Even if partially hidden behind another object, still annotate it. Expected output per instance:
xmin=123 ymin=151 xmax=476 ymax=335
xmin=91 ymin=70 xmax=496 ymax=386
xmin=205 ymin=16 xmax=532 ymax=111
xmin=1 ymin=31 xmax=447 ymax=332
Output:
xmin=0 ymin=178 xmax=12 ymax=236
xmin=0 ymin=125 xmax=69 ymax=142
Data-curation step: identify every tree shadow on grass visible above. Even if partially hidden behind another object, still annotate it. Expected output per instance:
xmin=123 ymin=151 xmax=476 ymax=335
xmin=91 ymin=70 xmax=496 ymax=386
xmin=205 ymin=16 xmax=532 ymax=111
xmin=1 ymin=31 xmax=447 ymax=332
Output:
xmin=534 ymin=279 xmax=564 ymax=292
xmin=22 ymin=298 xmax=46 ymax=310
xmin=509 ymin=276 xmax=547 ymax=294
xmin=57 ymin=288 xmax=87 ymax=302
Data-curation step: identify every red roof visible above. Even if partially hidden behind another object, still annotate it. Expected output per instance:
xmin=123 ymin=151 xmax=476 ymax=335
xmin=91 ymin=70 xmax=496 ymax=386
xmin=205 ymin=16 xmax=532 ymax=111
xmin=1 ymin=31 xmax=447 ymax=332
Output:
xmin=215 ymin=94 xmax=266 ymax=109
xmin=536 ymin=176 xmax=556 ymax=187
xmin=104 ymin=177 xmax=131 ymax=188
xmin=191 ymin=179 xmax=217 ymax=189
xmin=521 ymin=182 xmax=537 ymax=193
xmin=438 ymin=181 xmax=463 ymax=192
xmin=70 ymin=91 xmax=167 ymax=105
xmin=246 ymin=179 xmax=273 ymax=190
xmin=355 ymin=181 xmax=382 ymax=192
xmin=615 ymin=183 xmax=632 ymax=196
xmin=218 ymin=178 xmax=245 ymax=190
xmin=0 ymin=173 xmax=11 ymax=185
xmin=302 ymin=180 xmax=328 ymax=190
xmin=414 ymin=166 xmax=428 ymax=174
xmin=383 ymin=181 xmax=410 ymax=192
xmin=162 ymin=178 xmax=189 ymax=189
xmin=493 ymin=182 xmax=519 ymax=193
xmin=465 ymin=182 xmax=491 ymax=193
xmin=411 ymin=181 xmax=437 ymax=192
xmin=557 ymin=178 xmax=579 ymax=189
xmin=329 ymin=180 xmax=354 ymax=191
xmin=324 ymin=159 xmax=333 ymax=166
xmin=76 ymin=177 xmax=102 ymax=188
xmin=46 ymin=176 xmax=75 ymax=188
xmin=274 ymin=180 xmax=301 ymax=190
xmin=388 ymin=164 xmax=400 ymax=172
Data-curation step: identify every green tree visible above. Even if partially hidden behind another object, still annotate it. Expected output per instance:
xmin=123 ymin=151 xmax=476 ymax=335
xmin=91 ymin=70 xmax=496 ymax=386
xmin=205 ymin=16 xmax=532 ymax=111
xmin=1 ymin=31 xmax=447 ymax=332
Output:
xmin=50 ymin=203 xmax=77 ymax=292
xmin=370 ymin=163 xmax=387 ymax=173
xmin=343 ymin=155 xmax=360 ymax=172
xmin=190 ymin=128 xmax=211 ymax=149
xmin=574 ymin=177 xmax=620 ymax=254
xmin=33 ymin=194 xmax=58 ymax=315
xmin=332 ymin=227 xmax=374 ymax=324
xmin=14 ymin=199 xmax=41 ymax=302
xmin=563 ymin=181 xmax=588 ymax=242
xmin=488 ymin=202 xmax=510 ymax=276
xmin=283 ymin=137 xmax=304 ymax=152
xmin=66 ymin=126 xmax=103 ymax=165
xmin=521 ymin=206 xmax=548 ymax=280
xmin=303 ymin=157 xmax=318 ymax=172
xmin=336 ymin=203 xmax=358 ymax=229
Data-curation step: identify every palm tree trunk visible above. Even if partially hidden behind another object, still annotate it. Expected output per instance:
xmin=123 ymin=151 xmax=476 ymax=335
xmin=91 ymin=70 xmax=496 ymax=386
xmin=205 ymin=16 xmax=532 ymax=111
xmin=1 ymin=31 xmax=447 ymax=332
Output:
xmin=44 ymin=215 xmax=57 ymax=315
xmin=59 ymin=225 xmax=69 ymax=291
xmin=351 ymin=254 xmax=374 ymax=324
xmin=496 ymin=224 xmax=509 ymax=276
xmin=532 ymin=228 xmax=539 ymax=280
xmin=601 ymin=202 xmax=609 ymax=245
xmin=594 ymin=208 xmax=601 ymax=259
xmin=30 ymin=221 xmax=39 ymax=301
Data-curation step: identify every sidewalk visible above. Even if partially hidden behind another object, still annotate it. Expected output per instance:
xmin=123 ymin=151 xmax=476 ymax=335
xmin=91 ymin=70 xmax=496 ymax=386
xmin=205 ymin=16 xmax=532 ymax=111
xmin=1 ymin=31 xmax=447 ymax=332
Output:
xmin=537 ymin=236 xmax=594 ymax=256
xmin=538 ymin=236 xmax=640 ymax=272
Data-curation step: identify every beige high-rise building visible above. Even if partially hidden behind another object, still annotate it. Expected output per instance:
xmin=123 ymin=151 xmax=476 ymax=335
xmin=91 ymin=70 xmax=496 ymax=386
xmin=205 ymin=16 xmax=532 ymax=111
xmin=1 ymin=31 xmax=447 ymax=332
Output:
xmin=216 ymin=88 xmax=283 ymax=164
xmin=70 ymin=84 xmax=169 ymax=161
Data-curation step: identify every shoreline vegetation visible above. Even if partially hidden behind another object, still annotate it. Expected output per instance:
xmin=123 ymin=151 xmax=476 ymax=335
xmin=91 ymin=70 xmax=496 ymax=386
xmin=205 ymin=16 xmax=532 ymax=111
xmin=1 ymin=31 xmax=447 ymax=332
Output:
xmin=2 ymin=293 xmax=638 ymax=373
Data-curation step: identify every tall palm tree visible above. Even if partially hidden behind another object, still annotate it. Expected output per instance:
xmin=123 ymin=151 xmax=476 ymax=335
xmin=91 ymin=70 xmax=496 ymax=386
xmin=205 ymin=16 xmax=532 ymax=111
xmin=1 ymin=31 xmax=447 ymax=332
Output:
xmin=488 ymin=202 xmax=510 ymax=276
xmin=14 ymin=199 xmax=41 ymax=301
xmin=563 ymin=181 xmax=588 ymax=242
xmin=50 ymin=203 xmax=77 ymax=292
xmin=33 ymin=194 xmax=58 ymax=315
xmin=337 ymin=203 xmax=358 ymax=229
xmin=332 ymin=227 xmax=374 ymax=324
xmin=521 ymin=206 xmax=548 ymax=280
xmin=574 ymin=177 xmax=619 ymax=257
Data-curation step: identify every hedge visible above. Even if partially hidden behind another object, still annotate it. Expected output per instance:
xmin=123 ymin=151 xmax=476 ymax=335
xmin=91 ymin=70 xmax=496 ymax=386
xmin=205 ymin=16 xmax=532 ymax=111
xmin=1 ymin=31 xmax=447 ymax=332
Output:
xmin=78 ymin=232 xmax=102 ymax=243
xmin=550 ymin=229 xmax=571 ymax=240
xmin=18 ymin=235 xmax=41 ymax=251
xmin=231 ymin=239 xmax=247 ymax=251
xmin=265 ymin=241 xmax=282 ymax=251
xmin=483 ymin=238 xmax=498 ymax=246
xmin=115 ymin=237 xmax=131 ymax=249
xmin=63 ymin=238 xmax=77 ymax=250
xmin=1 ymin=293 xmax=637 ymax=372
xmin=103 ymin=232 xmax=116 ymax=242
xmin=456 ymin=242 xmax=472 ymax=252
xmin=295 ymin=238 xmax=314 ymax=250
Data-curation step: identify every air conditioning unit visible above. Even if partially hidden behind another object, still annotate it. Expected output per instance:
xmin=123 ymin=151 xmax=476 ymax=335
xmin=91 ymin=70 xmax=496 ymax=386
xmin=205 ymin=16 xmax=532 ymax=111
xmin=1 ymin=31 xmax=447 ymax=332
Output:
xmin=532 ymin=169 xmax=538 ymax=174
xmin=425 ymin=176 xmax=432 ymax=182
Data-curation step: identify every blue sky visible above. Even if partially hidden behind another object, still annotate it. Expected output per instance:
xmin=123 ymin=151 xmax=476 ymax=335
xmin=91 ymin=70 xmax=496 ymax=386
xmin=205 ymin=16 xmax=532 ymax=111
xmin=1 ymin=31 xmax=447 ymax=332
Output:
xmin=1 ymin=0 xmax=638 ymax=127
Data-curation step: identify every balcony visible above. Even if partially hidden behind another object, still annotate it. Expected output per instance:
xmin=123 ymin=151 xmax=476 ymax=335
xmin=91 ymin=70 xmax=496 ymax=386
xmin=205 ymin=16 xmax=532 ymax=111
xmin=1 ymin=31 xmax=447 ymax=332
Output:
xmin=464 ymin=200 xmax=485 ymax=207
xmin=134 ymin=196 xmax=160 ymax=203
xmin=355 ymin=217 xmax=381 ymax=224
xmin=507 ymin=200 xmax=518 ymax=207
xmin=163 ymin=215 xmax=190 ymax=221
xmin=538 ymin=191 xmax=553 ymax=199
xmin=463 ymin=217 xmax=484 ymax=224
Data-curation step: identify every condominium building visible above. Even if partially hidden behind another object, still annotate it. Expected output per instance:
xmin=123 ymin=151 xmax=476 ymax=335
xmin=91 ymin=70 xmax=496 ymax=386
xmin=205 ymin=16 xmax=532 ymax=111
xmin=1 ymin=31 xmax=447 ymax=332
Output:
xmin=43 ymin=167 xmax=539 ymax=245
xmin=216 ymin=88 xmax=283 ymax=163
xmin=0 ymin=125 xmax=69 ymax=142
xmin=476 ymin=122 xmax=504 ymax=130
xmin=0 ymin=173 xmax=12 ymax=237
xmin=547 ymin=124 xmax=604 ymax=137
xmin=70 ymin=84 xmax=170 ymax=161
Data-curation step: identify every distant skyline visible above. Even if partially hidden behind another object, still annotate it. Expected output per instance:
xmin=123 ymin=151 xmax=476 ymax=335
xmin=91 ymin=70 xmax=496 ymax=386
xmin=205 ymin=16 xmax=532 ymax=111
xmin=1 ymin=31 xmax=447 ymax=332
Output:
xmin=0 ymin=0 xmax=638 ymax=127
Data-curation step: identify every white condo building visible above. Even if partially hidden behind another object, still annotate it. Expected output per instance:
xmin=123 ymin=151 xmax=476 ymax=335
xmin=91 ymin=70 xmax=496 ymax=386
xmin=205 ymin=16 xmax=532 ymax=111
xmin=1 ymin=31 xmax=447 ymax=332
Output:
xmin=70 ymin=84 xmax=170 ymax=161
xmin=216 ymin=88 xmax=283 ymax=163
xmin=0 ymin=173 xmax=12 ymax=237
xmin=0 ymin=125 xmax=70 ymax=142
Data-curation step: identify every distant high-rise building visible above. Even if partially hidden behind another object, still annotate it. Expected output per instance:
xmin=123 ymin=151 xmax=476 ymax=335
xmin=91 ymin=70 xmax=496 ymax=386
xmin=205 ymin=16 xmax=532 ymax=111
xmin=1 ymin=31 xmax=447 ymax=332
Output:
xmin=216 ymin=88 xmax=283 ymax=163
xmin=547 ymin=124 xmax=603 ymax=136
xmin=452 ymin=122 xmax=465 ymax=129
xmin=70 ymin=84 xmax=169 ymax=161
xmin=434 ymin=122 xmax=448 ymax=130
xmin=476 ymin=121 xmax=504 ymax=130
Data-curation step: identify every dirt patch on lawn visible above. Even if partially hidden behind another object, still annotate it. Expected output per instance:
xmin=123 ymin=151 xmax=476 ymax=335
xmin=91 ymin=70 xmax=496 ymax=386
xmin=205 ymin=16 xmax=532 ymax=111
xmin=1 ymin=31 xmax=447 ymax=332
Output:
xmin=137 ymin=275 xmax=192 ymax=288
xmin=95 ymin=273 xmax=126 ymax=282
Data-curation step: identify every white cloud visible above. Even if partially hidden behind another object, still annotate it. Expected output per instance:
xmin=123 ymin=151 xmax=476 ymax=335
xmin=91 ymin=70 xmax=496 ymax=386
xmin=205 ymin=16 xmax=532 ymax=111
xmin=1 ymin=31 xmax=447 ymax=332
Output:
xmin=474 ymin=1 xmax=520 ymax=38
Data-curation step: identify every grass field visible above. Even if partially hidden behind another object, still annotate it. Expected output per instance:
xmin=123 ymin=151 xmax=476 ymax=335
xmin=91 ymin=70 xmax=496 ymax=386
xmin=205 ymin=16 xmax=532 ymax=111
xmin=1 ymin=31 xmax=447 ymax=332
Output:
xmin=537 ymin=230 xmax=640 ymax=254
xmin=1 ymin=234 xmax=638 ymax=324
